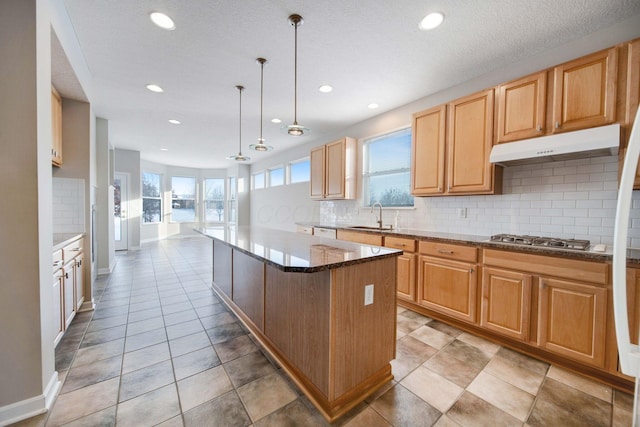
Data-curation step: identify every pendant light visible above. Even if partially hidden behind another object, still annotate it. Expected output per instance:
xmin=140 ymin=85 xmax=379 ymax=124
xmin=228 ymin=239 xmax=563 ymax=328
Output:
xmin=284 ymin=14 xmax=309 ymax=136
xmin=250 ymin=58 xmax=273 ymax=151
xmin=226 ymin=85 xmax=250 ymax=161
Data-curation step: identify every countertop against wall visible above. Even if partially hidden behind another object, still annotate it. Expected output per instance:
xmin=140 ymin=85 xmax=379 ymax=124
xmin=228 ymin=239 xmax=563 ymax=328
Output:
xmin=53 ymin=233 xmax=85 ymax=251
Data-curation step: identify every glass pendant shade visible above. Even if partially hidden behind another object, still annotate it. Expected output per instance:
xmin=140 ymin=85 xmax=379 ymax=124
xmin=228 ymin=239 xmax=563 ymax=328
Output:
xmin=226 ymin=85 xmax=250 ymax=161
xmin=250 ymin=58 xmax=274 ymax=152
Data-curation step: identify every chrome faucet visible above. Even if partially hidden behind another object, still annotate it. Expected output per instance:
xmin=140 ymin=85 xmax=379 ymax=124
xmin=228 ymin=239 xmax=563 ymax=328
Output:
xmin=371 ymin=201 xmax=383 ymax=228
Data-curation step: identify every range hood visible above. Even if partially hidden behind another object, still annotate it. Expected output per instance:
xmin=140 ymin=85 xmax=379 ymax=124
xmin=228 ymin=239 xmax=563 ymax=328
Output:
xmin=489 ymin=123 xmax=620 ymax=166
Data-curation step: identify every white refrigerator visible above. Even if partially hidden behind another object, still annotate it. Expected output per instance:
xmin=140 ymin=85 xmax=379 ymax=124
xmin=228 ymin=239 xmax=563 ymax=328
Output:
xmin=614 ymin=107 xmax=640 ymax=426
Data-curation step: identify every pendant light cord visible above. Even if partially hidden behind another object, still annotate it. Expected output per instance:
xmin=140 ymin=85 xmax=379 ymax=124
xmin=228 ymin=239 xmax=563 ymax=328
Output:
xmin=260 ymin=60 xmax=264 ymax=140
xmin=293 ymin=19 xmax=298 ymax=125
xmin=237 ymin=85 xmax=243 ymax=154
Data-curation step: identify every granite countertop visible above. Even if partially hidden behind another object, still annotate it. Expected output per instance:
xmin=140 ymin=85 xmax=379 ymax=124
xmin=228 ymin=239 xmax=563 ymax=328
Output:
xmin=53 ymin=233 xmax=85 ymax=251
xmin=195 ymin=226 xmax=401 ymax=273
xmin=296 ymin=222 xmax=635 ymax=263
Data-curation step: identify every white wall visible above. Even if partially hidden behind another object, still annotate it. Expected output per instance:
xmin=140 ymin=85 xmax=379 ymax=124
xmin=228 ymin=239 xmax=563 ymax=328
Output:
xmin=114 ymin=149 xmax=141 ymax=248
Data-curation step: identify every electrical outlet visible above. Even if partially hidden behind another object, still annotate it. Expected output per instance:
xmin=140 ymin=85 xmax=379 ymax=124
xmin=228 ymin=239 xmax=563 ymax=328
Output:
xmin=364 ymin=284 xmax=374 ymax=305
xmin=457 ymin=208 xmax=467 ymax=218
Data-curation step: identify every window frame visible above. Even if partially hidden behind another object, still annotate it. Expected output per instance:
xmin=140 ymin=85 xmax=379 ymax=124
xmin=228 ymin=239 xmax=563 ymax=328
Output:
xmin=142 ymin=171 xmax=163 ymax=224
xmin=268 ymin=166 xmax=285 ymax=187
xmin=288 ymin=157 xmax=311 ymax=184
xmin=204 ymin=177 xmax=226 ymax=224
xmin=253 ymin=171 xmax=265 ymax=190
xmin=170 ymin=175 xmax=197 ymax=223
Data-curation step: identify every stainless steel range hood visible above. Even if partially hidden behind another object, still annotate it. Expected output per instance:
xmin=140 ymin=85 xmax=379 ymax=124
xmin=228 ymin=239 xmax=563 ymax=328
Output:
xmin=489 ymin=123 xmax=620 ymax=166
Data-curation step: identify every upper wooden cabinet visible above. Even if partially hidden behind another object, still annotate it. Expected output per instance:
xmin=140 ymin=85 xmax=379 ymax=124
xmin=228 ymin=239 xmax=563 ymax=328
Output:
xmin=411 ymin=90 xmax=502 ymax=196
xmin=51 ymin=86 xmax=63 ymax=167
xmin=552 ymin=47 xmax=618 ymax=133
xmin=412 ymin=105 xmax=446 ymax=195
xmin=496 ymin=71 xmax=547 ymax=143
xmin=310 ymin=137 xmax=356 ymax=200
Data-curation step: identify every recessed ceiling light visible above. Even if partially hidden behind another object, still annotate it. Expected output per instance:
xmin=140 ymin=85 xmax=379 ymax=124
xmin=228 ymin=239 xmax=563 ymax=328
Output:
xmin=368 ymin=103 xmax=379 ymax=109
xmin=160 ymin=148 xmax=169 ymax=151
xmin=271 ymin=118 xmax=282 ymax=124
xmin=318 ymin=85 xmax=333 ymax=93
xmin=146 ymin=84 xmax=164 ymax=93
xmin=150 ymin=12 xmax=175 ymax=30
xmin=168 ymin=119 xmax=181 ymax=124
xmin=419 ymin=12 xmax=444 ymax=30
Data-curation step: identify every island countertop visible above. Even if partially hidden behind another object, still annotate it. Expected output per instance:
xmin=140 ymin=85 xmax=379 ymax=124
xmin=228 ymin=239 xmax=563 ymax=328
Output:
xmin=195 ymin=226 xmax=401 ymax=273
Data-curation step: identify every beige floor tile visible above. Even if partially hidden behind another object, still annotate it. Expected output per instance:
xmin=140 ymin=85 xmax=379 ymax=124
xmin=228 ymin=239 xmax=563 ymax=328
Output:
xmin=391 ymin=335 xmax=438 ymax=380
xmin=46 ymin=377 xmax=119 ymax=426
xmin=456 ymin=332 xmax=501 ymax=357
xmin=182 ymin=390 xmax=250 ymax=427
xmin=156 ymin=415 xmax=184 ymax=427
xmin=369 ymin=384 xmax=442 ymax=426
xmin=121 ymin=341 xmax=171 ymax=374
xmin=71 ymin=338 xmax=124 ymax=368
xmin=447 ymin=391 xmax=521 ymax=427
xmin=119 ymin=359 xmax=175 ymax=402
xmin=173 ymin=346 xmax=221 ymax=380
xmin=237 ymin=372 xmax=297 ymax=422
xmin=484 ymin=355 xmax=545 ymax=395
xmin=467 ymin=371 xmax=535 ymax=421
xmin=177 ymin=365 xmax=233 ymax=412
xmin=401 ymin=365 xmax=463 ymax=413
xmin=213 ymin=334 xmax=259 ymax=363
xmin=409 ymin=325 xmax=455 ymax=350
xmin=223 ymin=351 xmax=276 ymax=387
xmin=168 ymin=331 xmax=212 ymax=358
xmin=59 ymin=406 xmax=116 ymax=427
xmin=253 ymin=399 xmax=326 ymax=427
xmin=397 ymin=317 xmax=429 ymax=335
xmin=342 ymin=406 xmax=392 ymax=427
xmin=433 ymin=414 xmax=462 ymax=426
xmin=61 ymin=355 xmax=122 ymax=393
xmin=116 ymin=383 xmax=181 ymax=427
xmin=423 ymin=351 xmax=482 ymax=388
xmin=546 ymin=365 xmax=612 ymax=403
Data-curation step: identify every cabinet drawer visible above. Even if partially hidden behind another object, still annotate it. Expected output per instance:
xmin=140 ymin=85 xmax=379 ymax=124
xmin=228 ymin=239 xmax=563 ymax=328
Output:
xmin=337 ymin=230 xmax=383 ymax=246
xmin=53 ymin=249 xmax=63 ymax=272
xmin=296 ymin=225 xmax=313 ymax=235
xmin=483 ymin=248 xmax=608 ymax=286
xmin=419 ymin=241 xmax=477 ymax=263
xmin=314 ymin=227 xmax=337 ymax=239
xmin=63 ymin=238 xmax=83 ymax=261
xmin=384 ymin=236 xmax=416 ymax=252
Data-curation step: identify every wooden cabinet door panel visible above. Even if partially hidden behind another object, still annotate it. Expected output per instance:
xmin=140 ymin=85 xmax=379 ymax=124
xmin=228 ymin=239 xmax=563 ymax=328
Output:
xmin=418 ymin=256 xmax=477 ymax=323
xmin=447 ymin=89 xmax=494 ymax=194
xmin=396 ymin=253 xmax=416 ymax=302
xmin=538 ymin=277 xmax=607 ymax=367
xmin=412 ymin=105 xmax=446 ymax=195
xmin=552 ymin=47 xmax=617 ymax=133
xmin=310 ymin=145 xmax=325 ymax=199
xmin=496 ymin=72 xmax=547 ymax=143
xmin=53 ymin=271 xmax=64 ymax=346
xmin=63 ymin=262 xmax=75 ymax=329
xmin=325 ymin=139 xmax=345 ymax=199
xmin=481 ymin=267 xmax=532 ymax=341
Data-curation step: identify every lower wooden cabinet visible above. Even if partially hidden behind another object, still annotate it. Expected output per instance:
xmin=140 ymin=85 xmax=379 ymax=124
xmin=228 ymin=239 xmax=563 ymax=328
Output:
xmin=384 ymin=236 xmax=417 ymax=302
xmin=52 ymin=268 xmax=64 ymax=346
xmin=537 ymin=276 xmax=607 ymax=368
xmin=63 ymin=261 xmax=76 ymax=329
xmin=418 ymin=255 xmax=477 ymax=323
xmin=481 ymin=267 xmax=532 ymax=341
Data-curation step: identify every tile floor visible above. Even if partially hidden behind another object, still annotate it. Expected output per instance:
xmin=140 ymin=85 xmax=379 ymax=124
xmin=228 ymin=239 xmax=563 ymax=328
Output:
xmin=15 ymin=236 xmax=635 ymax=426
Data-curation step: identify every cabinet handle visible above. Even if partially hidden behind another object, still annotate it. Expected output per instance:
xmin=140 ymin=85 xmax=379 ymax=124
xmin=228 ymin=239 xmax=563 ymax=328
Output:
xmin=555 ymin=121 xmax=561 ymax=129
xmin=438 ymin=187 xmax=442 ymax=192
xmin=437 ymin=249 xmax=454 ymax=255
xmin=65 ymin=272 xmax=69 ymax=279
xmin=469 ymin=268 xmax=475 ymax=274
xmin=537 ymin=125 xmax=543 ymax=132
xmin=53 ymin=260 xmax=63 ymax=267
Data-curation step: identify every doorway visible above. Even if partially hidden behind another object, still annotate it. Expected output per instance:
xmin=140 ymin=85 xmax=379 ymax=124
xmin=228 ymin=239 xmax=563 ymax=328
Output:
xmin=114 ymin=172 xmax=128 ymax=251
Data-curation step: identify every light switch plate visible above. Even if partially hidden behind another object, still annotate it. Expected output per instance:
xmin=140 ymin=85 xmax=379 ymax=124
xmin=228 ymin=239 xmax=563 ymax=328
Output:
xmin=364 ymin=284 xmax=374 ymax=305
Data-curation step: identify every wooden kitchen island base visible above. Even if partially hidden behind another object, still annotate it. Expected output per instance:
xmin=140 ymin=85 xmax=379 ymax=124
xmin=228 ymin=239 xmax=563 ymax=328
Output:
xmin=199 ymin=227 xmax=400 ymax=422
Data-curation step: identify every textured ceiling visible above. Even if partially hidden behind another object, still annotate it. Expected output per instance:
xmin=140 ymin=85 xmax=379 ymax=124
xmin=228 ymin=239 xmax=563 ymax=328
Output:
xmin=57 ymin=0 xmax=640 ymax=169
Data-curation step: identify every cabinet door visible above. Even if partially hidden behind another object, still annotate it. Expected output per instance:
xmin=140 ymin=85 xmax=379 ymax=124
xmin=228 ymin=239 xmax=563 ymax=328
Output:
xmin=626 ymin=267 xmax=640 ymax=346
xmin=325 ymin=139 xmax=346 ymax=199
xmin=53 ymin=271 xmax=64 ymax=346
xmin=310 ymin=145 xmax=325 ymax=199
xmin=396 ymin=253 xmax=416 ymax=302
xmin=336 ymin=229 xmax=382 ymax=245
xmin=418 ymin=255 xmax=477 ymax=323
xmin=75 ymin=253 xmax=84 ymax=311
xmin=496 ymin=72 xmax=547 ymax=143
xmin=412 ymin=105 xmax=446 ymax=195
xmin=481 ymin=267 xmax=532 ymax=341
xmin=626 ymin=40 xmax=640 ymax=188
xmin=447 ymin=89 xmax=495 ymax=194
xmin=63 ymin=262 xmax=75 ymax=329
xmin=538 ymin=277 xmax=607 ymax=367
xmin=552 ymin=47 xmax=617 ymax=133
xmin=51 ymin=87 xmax=63 ymax=166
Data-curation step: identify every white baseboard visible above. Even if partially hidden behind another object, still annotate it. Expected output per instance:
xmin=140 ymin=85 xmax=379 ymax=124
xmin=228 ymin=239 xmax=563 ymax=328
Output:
xmin=0 ymin=372 xmax=60 ymax=426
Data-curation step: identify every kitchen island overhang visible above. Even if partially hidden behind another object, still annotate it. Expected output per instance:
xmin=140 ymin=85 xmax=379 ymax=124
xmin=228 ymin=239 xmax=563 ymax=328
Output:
xmin=196 ymin=226 xmax=401 ymax=422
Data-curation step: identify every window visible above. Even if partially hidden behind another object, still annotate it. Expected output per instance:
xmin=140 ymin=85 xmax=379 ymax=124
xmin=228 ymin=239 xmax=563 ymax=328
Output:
xmin=228 ymin=176 xmax=237 ymax=224
xmin=204 ymin=178 xmax=225 ymax=223
xmin=253 ymin=172 xmax=265 ymax=189
xmin=171 ymin=176 xmax=196 ymax=222
xmin=363 ymin=127 xmax=414 ymax=207
xmin=289 ymin=158 xmax=310 ymax=183
xmin=269 ymin=167 xmax=284 ymax=187
xmin=142 ymin=172 xmax=162 ymax=223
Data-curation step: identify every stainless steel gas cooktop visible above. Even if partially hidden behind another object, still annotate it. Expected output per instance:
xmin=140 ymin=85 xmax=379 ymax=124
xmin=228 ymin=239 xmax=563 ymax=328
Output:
xmin=489 ymin=234 xmax=591 ymax=251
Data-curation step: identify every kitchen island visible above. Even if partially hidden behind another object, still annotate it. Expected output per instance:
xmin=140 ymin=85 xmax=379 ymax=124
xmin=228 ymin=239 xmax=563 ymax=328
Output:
xmin=196 ymin=226 xmax=401 ymax=422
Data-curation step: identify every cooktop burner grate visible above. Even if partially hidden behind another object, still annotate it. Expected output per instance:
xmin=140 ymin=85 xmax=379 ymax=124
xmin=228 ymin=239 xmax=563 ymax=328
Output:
xmin=490 ymin=234 xmax=590 ymax=251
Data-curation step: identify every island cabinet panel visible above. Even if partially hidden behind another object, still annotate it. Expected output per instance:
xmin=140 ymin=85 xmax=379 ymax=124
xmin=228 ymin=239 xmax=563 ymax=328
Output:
xmin=213 ymin=240 xmax=232 ymax=297
xmin=232 ymin=250 xmax=265 ymax=331
xmin=264 ymin=267 xmax=331 ymax=396
xmin=481 ymin=267 xmax=532 ymax=341
xmin=538 ymin=277 xmax=607 ymax=368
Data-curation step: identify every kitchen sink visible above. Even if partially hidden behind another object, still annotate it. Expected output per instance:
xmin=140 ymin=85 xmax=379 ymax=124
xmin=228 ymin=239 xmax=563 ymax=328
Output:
xmin=348 ymin=225 xmax=393 ymax=231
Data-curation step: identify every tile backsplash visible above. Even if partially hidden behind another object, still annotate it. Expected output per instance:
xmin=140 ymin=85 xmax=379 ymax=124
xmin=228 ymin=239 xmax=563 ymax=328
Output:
xmin=320 ymin=155 xmax=640 ymax=247
xmin=53 ymin=177 xmax=85 ymax=234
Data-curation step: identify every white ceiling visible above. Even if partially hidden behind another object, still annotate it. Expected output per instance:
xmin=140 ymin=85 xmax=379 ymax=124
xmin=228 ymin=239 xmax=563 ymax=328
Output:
xmin=55 ymin=0 xmax=640 ymax=169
